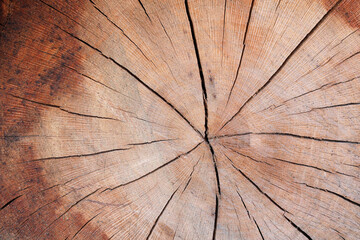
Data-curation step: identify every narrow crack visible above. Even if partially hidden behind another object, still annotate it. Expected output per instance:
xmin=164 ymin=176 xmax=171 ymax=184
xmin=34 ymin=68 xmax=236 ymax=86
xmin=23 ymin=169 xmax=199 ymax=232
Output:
xmin=88 ymin=0 xmax=154 ymax=65
xmin=225 ymin=154 xmax=287 ymax=213
xmin=0 ymin=195 xmax=22 ymax=211
xmin=226 ymin=0 xmax=255 ymax=105
xmin=146 ymin=186 xmax=180 ymax=240
xmin=40 ymin=188 xmax=101 ymax=236
xmin=215 ymin=132 xmax=360 ymax=145
xmin=297 ymin=182 xmax=360 ymax=207
xmin=71 ymin=212 xmax=101 ymax=239
xmin=236 ymin=190 xmax=251 ymax=219
xmin=7 ymin=93 xmax=123 ymax=122
xmin=253 ymin=218 xmax=265 ymax=240
xmin=54 ymin=24 xmax=203 ymax=138
xmin=101 ymin=142 xmax=202 ymax=193
xmin=220 ymin=0 xmax=344 ymax=131
xmin=24 ymin=147 xmax=131 ymax=163
xmin=137 ymin=0 xmax=152 ymax=22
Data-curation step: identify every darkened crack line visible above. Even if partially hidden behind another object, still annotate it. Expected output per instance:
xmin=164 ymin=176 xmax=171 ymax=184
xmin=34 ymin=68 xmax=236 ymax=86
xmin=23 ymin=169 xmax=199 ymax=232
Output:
xmin=256 ymin=132 xmax=360 ymax=145
xmin=283 ymin=215 xmax=313 ymax=240
xmin=224 ymin=145 xmax=273 ymax=166
xmin=19 ymin=191 xmax=73 ymax=226
xmin=157 ymin=17 xmax=177 ymax=53
xmin=271 ymin=157 xmax=333 ymax=174
xmin=275 ymin=0 xmax=282 ymax=11
xmin=25 ymin=147 xmax=131 ymax=163
xmin=226 ymin=0 xmax=255 ymax=105
xmin=210 ymin=132 xmax=253 ymax=139
xmin=88 ymin=0 xmax=153 ymax=65
xmin=0 ymin=195 xmax=22 ymax=211
xmin=182 ymin=158 xmax=201 ymax=193
xmin=236 ymin=190 xmax=251 ymax=219
xmin=40 ymin=188 xmax=101 ymax=235
xmin=212 ymin=195 xmax=219 ymax=240
xmin=72 ymin=212 xmax=101 ymax=239
xmin=146 ymin=187 xmax=180 ymax=240
xmin=101 ymin=142 xmax=203 ymax=193
xmin=215 ymin=131 xmax=360 ymax=144
xmin=225 ymin=154 xmax=287 ymax=213
xmin=253 ymin=218 xmax=265 ymax=240
xmin=220 ymin=0 xmax=344 ymax=131
xmin=8 ymin=93 xmax=123 ymax=122
xmin=22 ymin=44 xmax=138 ymax=103
xmin=37 ymin=0 xmax=86 ymax=30
xmin=336 ymin=51 xmax=360 ymax=66
xmin=221 ymin=0 xmax=227 ymax=60
xmin=55 ymin=24 xmax=203 ymax=138
xmin=137 ymin=0 xmax=152 ymax=22
xmin=291 ymin=102 xmax=360 ymax=115
xmin=266 ymin=76 xmax=360 ymax=111
xmin=297 ymin=182 xmax=360 ymax=207
xmin=185 ymin=0 xmax=208 ymax=137
xmin=185 ymin=0 xmax=221 ymax=197
xmin=128 ymin=138 xmax=176 ymax=146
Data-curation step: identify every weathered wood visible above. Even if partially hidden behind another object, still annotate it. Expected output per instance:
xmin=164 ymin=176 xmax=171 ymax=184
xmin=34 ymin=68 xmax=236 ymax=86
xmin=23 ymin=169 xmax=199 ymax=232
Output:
xmin=0 ymin=0 xmax=359 ymax=239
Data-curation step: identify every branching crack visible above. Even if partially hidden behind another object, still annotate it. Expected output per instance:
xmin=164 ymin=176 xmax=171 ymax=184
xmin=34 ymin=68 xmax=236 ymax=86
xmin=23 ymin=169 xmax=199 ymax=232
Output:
xmin=220 ymin=0 xmax=344 ymax=131
xmin=225 ymin=154 xmax=287 ymax=213
xmin=55 ymin=24 xmax=202 ymax=138
xmin=88 ymin=0 xmax=153 ymax=65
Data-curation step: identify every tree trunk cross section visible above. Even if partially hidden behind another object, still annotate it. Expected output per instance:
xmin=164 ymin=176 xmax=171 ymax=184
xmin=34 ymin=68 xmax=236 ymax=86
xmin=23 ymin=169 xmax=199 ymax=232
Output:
xmin=0 ymin=0 xmax=359 ymax=239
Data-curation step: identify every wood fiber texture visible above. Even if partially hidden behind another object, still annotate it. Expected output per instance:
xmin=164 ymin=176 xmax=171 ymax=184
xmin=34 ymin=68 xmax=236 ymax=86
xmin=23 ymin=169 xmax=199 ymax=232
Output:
xmin=0 ymin=0 xmax=359 ymax=239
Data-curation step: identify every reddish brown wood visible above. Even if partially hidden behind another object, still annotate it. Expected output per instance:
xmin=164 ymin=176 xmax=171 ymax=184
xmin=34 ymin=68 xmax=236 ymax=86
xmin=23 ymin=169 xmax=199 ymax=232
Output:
xmin=0 ymin=0 xmax=359 ymax=239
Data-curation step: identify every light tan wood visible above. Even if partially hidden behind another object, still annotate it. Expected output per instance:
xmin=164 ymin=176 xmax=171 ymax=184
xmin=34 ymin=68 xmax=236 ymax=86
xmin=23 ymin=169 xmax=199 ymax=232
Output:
xmin=0 ymin=0 xmax=359 ymax=239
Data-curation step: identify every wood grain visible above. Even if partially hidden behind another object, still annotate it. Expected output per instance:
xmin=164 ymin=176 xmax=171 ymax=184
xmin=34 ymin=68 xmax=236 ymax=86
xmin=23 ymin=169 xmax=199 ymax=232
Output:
xmin=0 ymin=0 xmax=359 ymax=239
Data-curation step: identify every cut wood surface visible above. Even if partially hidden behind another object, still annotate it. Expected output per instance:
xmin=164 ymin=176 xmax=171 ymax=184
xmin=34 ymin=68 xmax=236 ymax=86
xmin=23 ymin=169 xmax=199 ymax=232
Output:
xmin=0 ymin=0 xmax=359 ymax=239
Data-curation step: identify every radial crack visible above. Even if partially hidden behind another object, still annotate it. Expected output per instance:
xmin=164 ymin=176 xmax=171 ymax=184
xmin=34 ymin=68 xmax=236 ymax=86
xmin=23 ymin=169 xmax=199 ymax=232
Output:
xmin=146 ymin=187 xmax=180 ymax=240
xmin=220 ymin=0 xmax=344 ymax=131
xmin=253 ymin=218 xmax=265 ymax=240
xmin=71 ymin=212 xmax=101 ymax=239
xmin=212 ymin=195 xmax=219 ymax=240
xmin=283 ymin=215 xmax=313 ymax=240
xmin=137 ymin=0 xmax=152 ymax=22
xmin=7 ymin=93 xmax=123 ymax=122
xmin=40 ymin=188 xmax=101 ymax=236
xmin=101 ymin=142 xmax=202 ymax=192
xmin=88 ymin=0 xmax=153 ymax=65
xmin=55 ymin=24 xmax=203 ymax=138
xmin=225 ymin=154 xmax=287 ymax=212
xmin=185 ymin=0 xmax=221 ymax=198
xmin=297 ymin=182 xmax=360 ymax=207
xmin=0 ymin=195 xmax=22 ymax=211
xmin=226 ymin=0 xmax=255 ymax=105
xmin=25 ymin=147 xmax=131 ymax=163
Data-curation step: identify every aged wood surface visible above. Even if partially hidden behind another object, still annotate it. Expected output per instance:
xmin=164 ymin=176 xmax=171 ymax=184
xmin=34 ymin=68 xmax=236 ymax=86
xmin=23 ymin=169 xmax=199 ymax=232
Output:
xmin=0 ymin=0 xmax=359 ymax=239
